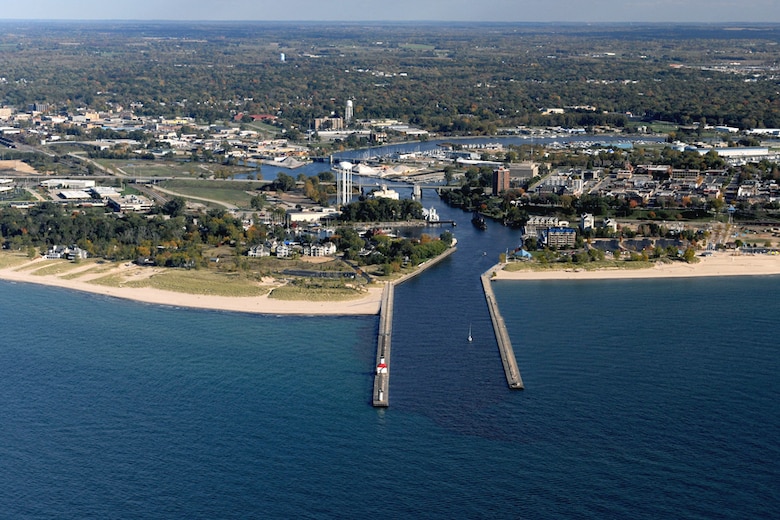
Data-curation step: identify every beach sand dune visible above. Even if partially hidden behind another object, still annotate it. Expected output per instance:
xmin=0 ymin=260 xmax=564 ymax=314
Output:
xmin=0 ymin=255 xmax=383 ymax=316
xmin=492 ymin=252 xmax=780 ymax=281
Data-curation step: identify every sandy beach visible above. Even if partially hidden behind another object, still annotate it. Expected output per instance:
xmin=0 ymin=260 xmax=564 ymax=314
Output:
xmin=492 ymin=251 xmax=780 ymax=281
xmin=0 ymin=256 xmax=383 ymax=316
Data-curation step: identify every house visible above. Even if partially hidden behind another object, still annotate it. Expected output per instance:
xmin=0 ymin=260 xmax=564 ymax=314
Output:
xmin=581 ymin=213 xmax=595 ymax=232
xmin=247 ymin=245 xmax=271 ymax=257
xmin=45 ymin=245 xmax=88 ymax=260
xmin=275 ymin=244 xmax=291 ymax=258
xmin=306 ymin=242 xmax=337 ymax=257
xmin=602 ymin=218 xmax=618 ymax=233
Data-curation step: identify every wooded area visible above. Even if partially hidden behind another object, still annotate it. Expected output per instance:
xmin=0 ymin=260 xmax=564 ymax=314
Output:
xmin=1 ymin=22 xmax=779 ymax=132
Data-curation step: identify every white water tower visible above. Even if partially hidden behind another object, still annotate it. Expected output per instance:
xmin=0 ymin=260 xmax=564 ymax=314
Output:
xmin=337 ymin=161 xmax=354 ymax=207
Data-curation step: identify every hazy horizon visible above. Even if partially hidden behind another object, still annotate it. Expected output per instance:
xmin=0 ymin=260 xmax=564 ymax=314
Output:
xmin=1 ymin=1 xmax=778 ymax=24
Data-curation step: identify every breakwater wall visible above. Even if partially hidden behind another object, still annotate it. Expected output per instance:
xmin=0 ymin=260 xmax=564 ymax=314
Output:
xmin=392 ymin=245 xmax=457 ymax=286
xmin=372 ymin=282 xmax=394 ymax=407
xmin=481 ymin=266 xmax=524 ymax=390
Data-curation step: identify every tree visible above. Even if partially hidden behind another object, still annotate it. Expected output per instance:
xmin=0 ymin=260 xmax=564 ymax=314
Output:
xmin=162 ymin=197 xmax=187 ymax=217
xmin=317 ymin=171 xmax=335 ymax=183
xmin=250 ymin=195 xmax=267 ymax=210
xmin=272 ymin=173 xmax=296 ymax=192
xmin=443 ymin=166 xmax=455 ymax=186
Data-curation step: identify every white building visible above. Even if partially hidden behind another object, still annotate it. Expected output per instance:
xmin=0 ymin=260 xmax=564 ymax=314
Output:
xmin=41 ymin=179 xmax=96 ymax=189
xmin=286 ymin=207 xmax=340 ymax=227
xmin=367 ymin=185 xmax=399 ymax=200
xmin=107 ymin=194 xmax=154 ymax=212
xmin=581 ymin=213 xmax=595 ymax=231
xmin=345 ymin=100 xmax=354 ymax=125
xmin=276 ymin=244 xmax=291 ymax=258
xmin=247 ymin=245 xmax=271 ymax=257
xmin=305 ymin=242 xmax=338 ymax=257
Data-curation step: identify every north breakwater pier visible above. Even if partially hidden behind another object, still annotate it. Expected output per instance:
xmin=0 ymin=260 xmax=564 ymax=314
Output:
xmin=482 ymin=265 xmax=524 ymax=390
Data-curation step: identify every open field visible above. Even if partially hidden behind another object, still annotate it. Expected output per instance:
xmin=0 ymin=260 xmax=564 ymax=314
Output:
xmin=158 ymin=179 xmax=266 ymax=208
xmin=0 ymin=251 xmax=30 ymax=269
xmin=94 ymin=159 xmax=255 ymax=179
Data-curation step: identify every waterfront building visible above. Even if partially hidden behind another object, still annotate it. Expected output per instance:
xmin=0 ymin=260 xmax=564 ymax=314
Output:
xmin=367 ymin=185 xmax=399 ymax=200
xmin=523 ymin=216 xmax=561 ymax=237
xmin=492 ymin=166 xmax=510 ymax=196
xmin=543 ymin=227 xmax=577 ymax=248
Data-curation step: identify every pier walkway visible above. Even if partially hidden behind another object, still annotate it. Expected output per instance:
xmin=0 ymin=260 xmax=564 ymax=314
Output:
xmin=372 ymin=282 xmax=394 ymax=407
xmin=481 ymin=266 xmax=524 ymax=390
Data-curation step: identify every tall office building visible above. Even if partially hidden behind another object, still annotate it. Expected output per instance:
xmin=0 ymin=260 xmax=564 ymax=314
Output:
xmin=345 ymin=100 xmax=354 ymax=125
xmin=492 ymin=166 xmax=510 ymax=196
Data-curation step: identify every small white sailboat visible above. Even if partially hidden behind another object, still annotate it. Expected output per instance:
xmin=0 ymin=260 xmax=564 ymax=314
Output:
xmin=468 ymin=323 xmax=473 ymax=343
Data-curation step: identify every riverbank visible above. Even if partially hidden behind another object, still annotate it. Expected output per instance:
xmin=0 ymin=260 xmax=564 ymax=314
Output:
xmin=492 ymin=252 xmax=780 ymax=281
xmin=0 ymin=254 xmax=383 ymax=316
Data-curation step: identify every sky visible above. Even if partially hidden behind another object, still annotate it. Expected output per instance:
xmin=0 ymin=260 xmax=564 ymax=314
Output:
xmin=1 ymin=0 xmax=778 ymax=23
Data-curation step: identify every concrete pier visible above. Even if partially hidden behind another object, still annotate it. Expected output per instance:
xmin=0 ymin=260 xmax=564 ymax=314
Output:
xmin=481 ymin=267 xmax=524 ymax=390
xmin=372 ymin=282 xmax=394 ymax=407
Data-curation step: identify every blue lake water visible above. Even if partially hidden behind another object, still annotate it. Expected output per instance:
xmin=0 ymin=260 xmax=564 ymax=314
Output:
xmin=1 ymin=194 xmax=778 ymax=518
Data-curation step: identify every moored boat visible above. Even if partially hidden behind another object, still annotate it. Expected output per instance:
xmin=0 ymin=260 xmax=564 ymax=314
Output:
xmin=471 ymin=212 xmax=487 ymax=230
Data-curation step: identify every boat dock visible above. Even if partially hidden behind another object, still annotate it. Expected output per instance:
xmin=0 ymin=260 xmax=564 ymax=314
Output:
xmin=372 ymin=282 xmax=394 ymax=407
xmin=481 ymin=268 xmax=524 ymax=390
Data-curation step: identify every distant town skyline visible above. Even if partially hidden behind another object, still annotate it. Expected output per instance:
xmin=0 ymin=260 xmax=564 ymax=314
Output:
xmin=1 ymin=0 xmax=779 ymax=23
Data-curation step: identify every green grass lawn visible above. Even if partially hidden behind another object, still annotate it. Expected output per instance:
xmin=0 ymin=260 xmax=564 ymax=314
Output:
xmin=0 ymin=251 xmax=31 ymax=269
xmin=30 ymin=259 xmax=98 ymax=276
xmin=95 ymin=159 xmax=253 ymax=179
xmin=504 ymin=259 xmax=656 ymax=272
xmin=269 ymin=281 xmax=367 ymax=301
xmin=89 ymin=268 xmax=271 ymax=297
xmin=159 ymin=179 xmax=266 ymax=208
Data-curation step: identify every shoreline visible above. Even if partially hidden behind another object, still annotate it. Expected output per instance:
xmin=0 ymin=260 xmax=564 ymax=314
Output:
xmin=0 ymin=256 xmax=383 ymax=316
xmin=491 ymin=251 xmax=780 ymax=281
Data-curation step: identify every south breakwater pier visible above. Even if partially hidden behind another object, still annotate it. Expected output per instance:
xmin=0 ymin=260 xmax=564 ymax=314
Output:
xmin=372 ymin=282 xmax=393 ymax=407
xmin=371 ymin=244 xmax=458 ymax=407
xmin=482 ymin=265 xmax=524 ymax=390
